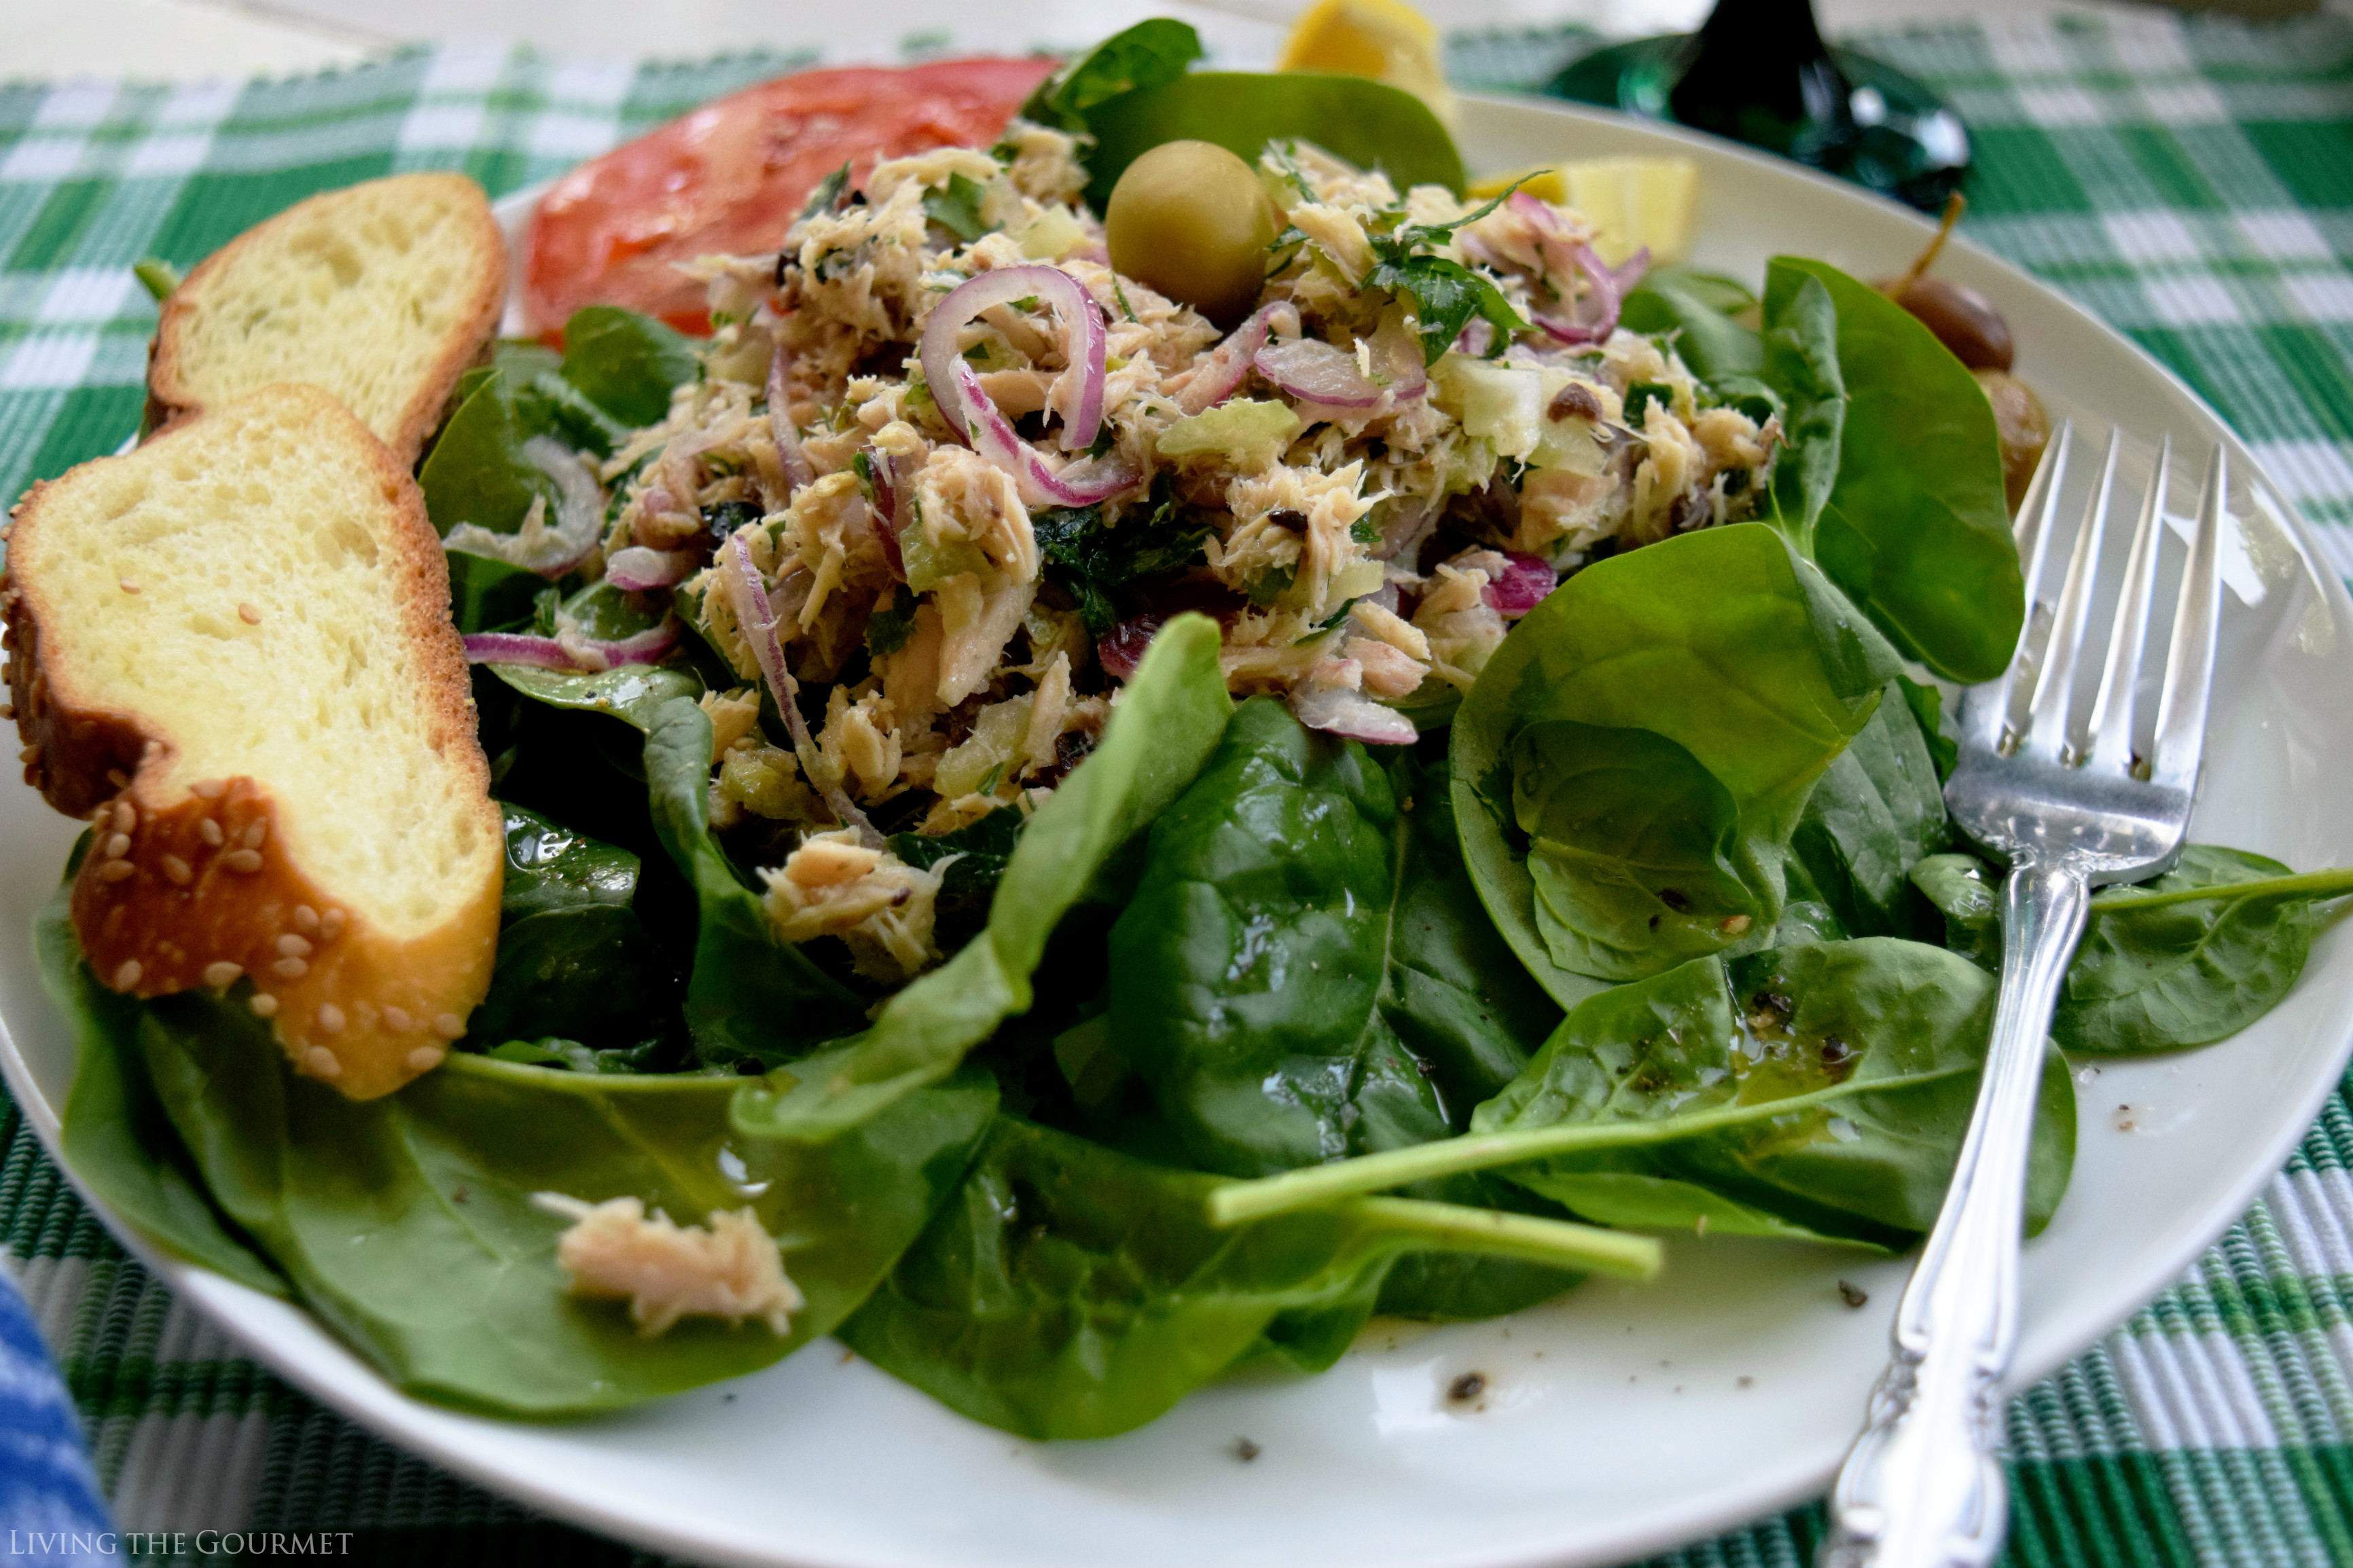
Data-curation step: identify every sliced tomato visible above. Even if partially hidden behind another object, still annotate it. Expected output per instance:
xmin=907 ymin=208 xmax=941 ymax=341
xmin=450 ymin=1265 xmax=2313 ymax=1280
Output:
xmin=524 ymin=56 xmax=1060 ymax=338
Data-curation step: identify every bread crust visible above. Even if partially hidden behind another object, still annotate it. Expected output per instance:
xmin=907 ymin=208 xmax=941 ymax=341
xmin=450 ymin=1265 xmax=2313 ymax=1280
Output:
xmin=3 ymin=384 xmax=502 ymax=1099
xmin=147 ymin=172 xmax=508 ymax=467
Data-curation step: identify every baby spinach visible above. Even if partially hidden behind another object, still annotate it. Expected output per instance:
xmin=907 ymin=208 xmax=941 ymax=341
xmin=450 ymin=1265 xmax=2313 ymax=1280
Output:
xmin=732 ymin=614 xmax=1235 ymax=1141
xmin=463 ymin=905 xmax=678 ymax=1055
xmin=445 ymin=548 xmax=543 ymax=634
xmin=1106 ymin=706 xmax=1581 ymax=1317
xmin=1758 ymin=269 xmax=1844 ymax=547
xmin=1473 ymin=940 xmax=2072 ymax=1247
xmin=419 ymin=368 xmax=555 ymax=539
xmin=1786 ymin=680 xmax=1949 ymax=939
xmin=1913 ymin=847 xmax=2346 ymax=1055
xmin=1452 ymin=523 xmax=1901 ymax=996
xmin=839 ymin=1114 xmax=1655 ymax=1440
xmin=1079 ymin=73 xmax=1465 ymax=213
xmin=1210 ymin=938 xmax=2075 ymax=1248
xmin=499 ymin=803 xmax=639 ymax=924
xmin=1766 ymin=259 xmax=2022 ymax=685
xmin=1111 ymin=699 xmax=1558 ymax=1173
xmin=1623 ymin=259 xmax=2023 ymax=685
xmin=122 ymin=970 xmax=994 ymax=1417
xmin=42 ymin=877 xmax=285 ymax=1294
xmin=556 ymin=306 xmax=697 ymax=429
xmin=1020 ymin=18 xmax=1204 ymax=136
xmin=486 ymin=659 xmax=871 ymax=1063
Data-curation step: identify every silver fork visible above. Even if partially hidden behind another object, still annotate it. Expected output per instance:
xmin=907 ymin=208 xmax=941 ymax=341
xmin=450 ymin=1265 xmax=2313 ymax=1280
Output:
xmin=1822 ymin=424 xmax=2228 ymax=1568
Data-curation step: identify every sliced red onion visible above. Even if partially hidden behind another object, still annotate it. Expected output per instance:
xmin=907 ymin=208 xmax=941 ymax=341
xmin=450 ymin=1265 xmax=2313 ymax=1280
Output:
xmin=442 ymin=436 xmax=605 ymax=579
xmin=721 ymin=532 xmax=878 ymax=844
xmin=605 ymin=545 xmax=700 ymax=591
xmin=862 ymin=445 xmax=908 ymax=581
xmin=768 ymin=347 xmax=814 ymax=494
xmin=1484 ymin=553 xmax=1558 ymax=618
xmin=918 ymin=264 xmax=1107 ymax=453
xmin=1534 ymin=247 xmax=1652 ymax=348
xmin=463 ymin=619 xmax=681 ymax=673
xmin=1177 ymin=302 xmax=1295 ymax=416
xmin=1096 ymin=612 xmax=1164 ymax=682
xmin=1291 ymin=684 xmax=1418 ymax=746
xmin=1253 ymin=338 xmax=1385 ymax=409
xmin=954 ymin=359 xmax=1140 ymax=508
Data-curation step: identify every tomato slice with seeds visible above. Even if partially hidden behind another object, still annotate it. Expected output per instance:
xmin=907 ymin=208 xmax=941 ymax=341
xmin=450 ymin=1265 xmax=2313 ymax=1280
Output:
xmin=523 ymin=56 xmax=1060 ymax=338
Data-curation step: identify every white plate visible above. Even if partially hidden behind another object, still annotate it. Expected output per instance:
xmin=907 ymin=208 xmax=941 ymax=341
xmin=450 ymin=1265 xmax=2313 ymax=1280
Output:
xmin=7 ymin=93 xmax=2351 ymax=1568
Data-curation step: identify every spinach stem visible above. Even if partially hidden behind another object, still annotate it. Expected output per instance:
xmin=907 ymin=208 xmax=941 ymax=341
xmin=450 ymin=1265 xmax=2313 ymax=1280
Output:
xmin=1344 ymin=1197 xmax=1662 ymax=1280
xmin=1206 ymin=1081 xmax=1868 ymax=1226
xmin=2091 ymin=866 xmax=2353 ymax=913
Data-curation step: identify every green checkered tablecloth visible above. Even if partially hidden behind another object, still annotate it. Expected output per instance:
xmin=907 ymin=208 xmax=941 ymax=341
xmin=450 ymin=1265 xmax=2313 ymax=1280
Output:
xmin=2 ymin=12 xmax=2351 ymax=1565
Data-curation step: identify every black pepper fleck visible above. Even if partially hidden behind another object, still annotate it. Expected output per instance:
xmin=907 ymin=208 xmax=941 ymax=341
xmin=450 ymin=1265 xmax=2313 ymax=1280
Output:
xmin=1838 ymin=1280 xmax=1869 ymax=1309
xmin=1448 ymin=1372 xmax=1486 ymax=1402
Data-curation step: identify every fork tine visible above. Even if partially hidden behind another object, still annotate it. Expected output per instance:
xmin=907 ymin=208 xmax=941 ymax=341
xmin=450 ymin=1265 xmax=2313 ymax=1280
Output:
xmin=2150 ymin=445 xmax=2227 ymax=790
xmin=2085 ymin=434 xmax=2172 ymax=769
xmin=2021 ymin=429 xmax=2121 ymax=759
xmin=1969 ymin=421 xmax=2074 ymax=751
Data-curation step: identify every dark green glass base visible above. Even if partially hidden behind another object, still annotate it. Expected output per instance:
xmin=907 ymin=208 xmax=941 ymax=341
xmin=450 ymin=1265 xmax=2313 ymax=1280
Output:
xmin=1547 ymin=34 xmax=1969 ymax=212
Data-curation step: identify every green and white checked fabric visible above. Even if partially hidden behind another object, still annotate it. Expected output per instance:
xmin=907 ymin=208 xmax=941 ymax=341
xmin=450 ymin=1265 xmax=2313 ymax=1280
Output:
xmin=0 ymin=12 xmax=2350 ymax=1564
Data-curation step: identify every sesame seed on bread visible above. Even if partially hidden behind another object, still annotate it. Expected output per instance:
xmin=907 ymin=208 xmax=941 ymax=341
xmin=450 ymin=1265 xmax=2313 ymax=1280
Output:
xmin=2 ymin=383 xmax=503 ymax=1100
xmin=147 ymin=172 xmax=507 ymax=468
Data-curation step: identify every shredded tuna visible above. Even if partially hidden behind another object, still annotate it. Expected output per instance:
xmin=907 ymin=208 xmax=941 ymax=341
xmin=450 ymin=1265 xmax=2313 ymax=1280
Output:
xmin=535 ymin=1193 xmax=802 ymax=1337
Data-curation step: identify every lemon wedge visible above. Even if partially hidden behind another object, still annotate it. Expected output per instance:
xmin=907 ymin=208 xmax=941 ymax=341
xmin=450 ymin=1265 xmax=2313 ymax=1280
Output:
xmin=1467 ymin=156 xmax=1700 ymax=268
xmin=1278 ymin=0 xmax=1456 ymax=126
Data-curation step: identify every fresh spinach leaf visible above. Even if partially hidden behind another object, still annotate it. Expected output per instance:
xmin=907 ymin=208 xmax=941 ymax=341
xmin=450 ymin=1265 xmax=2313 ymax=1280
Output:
xmin=732 ymin=615 xmax=1234 ymax=1140
xmin=499 ymin=803 xmax=639 ymax=924
xmin=1452 ymin=524 xmax=1901 ymax=997
xmin=1619 ymin=269 xmax=1763 ymax=383
xmin=418 ymin=369 xmax=556 ymax=539
xmin=1913 ymin=845 xmax=2339 ymax=1055
xmin=640 ymin=693 xmax=872 ymax=1065
xmin=558 ymin=306 xmax=698 ymax=429
xmin=124 ymin=972 xmax=994 ymax=1416
xmin=1020 ymin=18 xmax=1204 ymax=135
xmin=1897 ymin=673 xmax=1959 ymax=782
xmin=464 ymin=905 xmax=679 ymax=1054
xmin=41 ymin=877 xmax=285 ymax=1294
xmin=1112 ymin=699 xmax=1560 ymax=1175
xmin=1767 ymin=258 xmax=2023 ymax=685
xmin=1080 ymin=73 xmax=1465 ymax=213
xmin=444 ymin=547 xmax=543 ymax=634
xmin=1472 ymin=939 xmax=2074 ymax=1246
xmin=486 ymin=656 xmax=871 ymax=1064
xmin=1107 ymin=708 xmax=1579 ymax=1317
xmin=840 ymin=1114 xmax=1653 ymax=1438
xmin=888 ymin=805 xmax=1026 ymax=900
xmin=1786 ymin=681 xmax=1949 ymax=939
xmin=1032 ymin=484 xmax=1215 ymax=636
xmin=1757 ymin=268 xmax=1844 ymax=549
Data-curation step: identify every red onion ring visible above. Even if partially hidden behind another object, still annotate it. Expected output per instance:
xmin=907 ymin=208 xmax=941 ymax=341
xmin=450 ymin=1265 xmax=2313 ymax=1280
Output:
xmin=952 ymin=359 xmax=1140 ymax=507
xmin=605 ymin=545 xmax=700 ymax=591
xmin=1177 ymin=302 xmax=1295 ymax=415
xmin=463 ymin=619 xmax=681 ymax=672
xmin=1508 ymin=193 xmax=1651 ymax=347
xmin=919 ymin=264 xmax=1107 ymax=453
xmin=1290 ymin=684 xmax=1418 ymax=746
xmin=721 ymin=532 xmax=878 ymax=843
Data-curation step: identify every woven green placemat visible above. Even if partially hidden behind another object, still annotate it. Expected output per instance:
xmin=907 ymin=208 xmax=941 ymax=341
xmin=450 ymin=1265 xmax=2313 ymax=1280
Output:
xmin=0 ymin=12 xmax=2349 ymax=1564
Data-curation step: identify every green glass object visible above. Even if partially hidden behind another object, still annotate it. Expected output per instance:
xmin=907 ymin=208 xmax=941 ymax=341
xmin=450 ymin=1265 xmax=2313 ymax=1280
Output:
xmin=1547 ymin=0 xmax=1969 ymax=211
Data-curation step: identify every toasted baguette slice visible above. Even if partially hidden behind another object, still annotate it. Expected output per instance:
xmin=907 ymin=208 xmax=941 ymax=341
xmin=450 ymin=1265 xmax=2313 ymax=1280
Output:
xmin=3 ymin=384 xmax=502 ymax=1099
xmin=149 ymin=173 xmax=507 ymax=467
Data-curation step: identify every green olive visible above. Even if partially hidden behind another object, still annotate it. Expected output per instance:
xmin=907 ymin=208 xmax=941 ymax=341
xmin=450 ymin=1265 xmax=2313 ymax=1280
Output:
xmin=1105 ymin=141 xmax=1278 ymax=327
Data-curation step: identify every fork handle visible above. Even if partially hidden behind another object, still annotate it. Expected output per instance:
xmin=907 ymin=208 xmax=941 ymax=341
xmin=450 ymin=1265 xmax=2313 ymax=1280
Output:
xmin=1822 ymin=860 xmax=2089 ymax=1568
